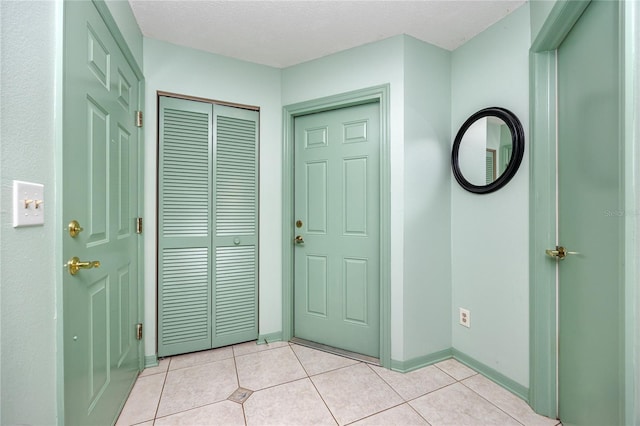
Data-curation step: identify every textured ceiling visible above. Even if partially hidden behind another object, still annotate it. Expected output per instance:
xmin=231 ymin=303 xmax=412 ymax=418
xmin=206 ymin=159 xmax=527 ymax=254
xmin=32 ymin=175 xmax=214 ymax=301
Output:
xmin=129 ymin=0 xmax=527 ymax=68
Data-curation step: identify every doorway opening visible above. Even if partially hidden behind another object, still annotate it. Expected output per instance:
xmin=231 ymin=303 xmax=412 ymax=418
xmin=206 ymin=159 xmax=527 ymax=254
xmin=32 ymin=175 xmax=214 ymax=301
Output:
xmin=282 ymin=85 xmax=391 ymax=368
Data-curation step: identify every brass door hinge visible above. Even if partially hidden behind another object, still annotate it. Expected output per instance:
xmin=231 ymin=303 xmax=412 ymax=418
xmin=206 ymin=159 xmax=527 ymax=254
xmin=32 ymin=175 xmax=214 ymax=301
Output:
xmin=136 ymin=323 xmax=143 ymax=340
xmin=135 ymin=110 xmax=143 ymax=128
xmin=136 ymin=217 xmax=143 ymax=234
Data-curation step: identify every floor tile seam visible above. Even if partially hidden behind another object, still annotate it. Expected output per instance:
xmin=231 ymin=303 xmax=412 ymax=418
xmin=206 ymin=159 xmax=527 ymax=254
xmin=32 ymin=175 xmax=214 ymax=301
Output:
xmin=167 ymin=355 xmax=236 ymax=372
xmin=243 ymin=375 xmax=311 ymax=395
xmin=232 ymin=344 xmax=293 ymax=360
xmin=457 ymin=379 xmax=527 ymax=426
xmin=342 ymin=401 xmax=427 ymax=426
xmin=306 ymin=371 xmax=341 ymax=426
xmin=153 ymin=360 xmax=172 ymax=422
xmin=404 ymin=381 xmax=461 ymax=405
xmin=305 ymin=361 xmax=366 ymax=378
xmin=363 ymin=362 xmax=406 ymax=402
xmin=366 ymin=364 xmax=458 ymax=403
xmin=232 ymin=341 xmax=291 ymax=358
xmin=309 ymin=360 xmax=366 ymax=378
xmin=231 ymin=351 xmax=242 ymax=394
xmin=138 ymin=370 xmax=168 ymax=378
xmin=241 ymin=401 xmax=248 ymax=426
xmin=152 ymin=398 xmax=234 ymax=423
xmin=289 ymin=342 xmax=314 ymax=378
xmin=432 ymin=363 xmax=479 ymax=383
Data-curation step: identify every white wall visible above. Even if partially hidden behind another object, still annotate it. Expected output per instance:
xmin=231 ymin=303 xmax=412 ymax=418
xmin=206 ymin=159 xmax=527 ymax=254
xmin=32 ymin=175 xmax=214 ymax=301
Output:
xmin=143 ymin=38 xmax=283 ymax=357
xmin=450 ymin=3 xmax=531 ymax=387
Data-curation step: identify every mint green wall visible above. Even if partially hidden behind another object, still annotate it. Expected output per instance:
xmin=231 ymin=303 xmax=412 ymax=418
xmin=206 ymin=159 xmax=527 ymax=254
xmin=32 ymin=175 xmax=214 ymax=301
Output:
xmin=402 ymin=36 xmax=452 ymax=361
xmin=283 ymin=36 xmax=408 ymax=360
xmin=530 ymin=0 xmax=558 ymax=43
xmin=0 ymin=2 xmax=58 ymax=423
xmin=450 ymin=4 xmax=531 ymax=387
xmin=624 ymin=2 xmax=640 ymax=425
xmin=0 ymin=1 xmax=142 ymax=424
xmin=142 ymin=38 xmax=282 ymax=358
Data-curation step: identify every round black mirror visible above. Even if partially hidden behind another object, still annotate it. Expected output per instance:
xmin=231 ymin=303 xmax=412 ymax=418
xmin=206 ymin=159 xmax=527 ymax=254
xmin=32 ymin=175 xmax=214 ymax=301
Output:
xmin=451 ymin=107 xmax=524 ymax=194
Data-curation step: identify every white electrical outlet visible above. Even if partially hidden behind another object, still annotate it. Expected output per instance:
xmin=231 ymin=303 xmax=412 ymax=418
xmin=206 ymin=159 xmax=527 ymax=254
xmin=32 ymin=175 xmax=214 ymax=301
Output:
xmin=459 ymin=308 xmax=471 ymax=328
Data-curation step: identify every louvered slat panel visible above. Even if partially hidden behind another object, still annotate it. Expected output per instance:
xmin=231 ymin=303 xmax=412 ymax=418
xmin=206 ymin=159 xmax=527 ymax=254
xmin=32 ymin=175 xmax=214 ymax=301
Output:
xmin=161 ymin=106 xmax=210 ymax=237
xmin=211 ymin=106 xmax=258 ymax=348
xmin=215 ymin=115 xmax=256 ymax=236
xmin=214 ymin=246 xmax=256 ymax=336
xmin=159 ymin=247 xmax=210 ymax=346
xmin=158 ymin=97 xmax=212 ymax=357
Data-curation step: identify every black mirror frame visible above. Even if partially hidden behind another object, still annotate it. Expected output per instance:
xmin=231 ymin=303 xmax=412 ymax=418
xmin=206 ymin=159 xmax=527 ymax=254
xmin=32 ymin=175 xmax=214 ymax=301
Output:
xmin=451 ymin=107 xmax=525 ymax=194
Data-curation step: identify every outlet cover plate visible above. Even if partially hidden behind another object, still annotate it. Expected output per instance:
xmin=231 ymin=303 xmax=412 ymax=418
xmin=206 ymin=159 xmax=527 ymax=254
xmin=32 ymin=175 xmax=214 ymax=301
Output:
xmin=459 ymin=308 xmax=471 ymax=328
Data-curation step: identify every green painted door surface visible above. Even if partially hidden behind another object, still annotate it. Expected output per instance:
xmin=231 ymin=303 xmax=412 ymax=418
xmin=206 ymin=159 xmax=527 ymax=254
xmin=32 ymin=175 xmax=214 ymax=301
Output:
xmin=158 ymin=97 xmax=258 ymax=357
xmin=294 ymin=103 xmax=380 ymax=358
xmin=557 ymin=1 xmax=622 ymax=424
xmin=63 ymin=1 xmax=141 ymax=424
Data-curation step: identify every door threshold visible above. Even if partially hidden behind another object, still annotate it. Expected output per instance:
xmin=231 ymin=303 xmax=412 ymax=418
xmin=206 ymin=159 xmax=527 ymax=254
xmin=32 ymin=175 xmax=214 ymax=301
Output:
xmin=290 ymin=337 xmax=380 ymax=366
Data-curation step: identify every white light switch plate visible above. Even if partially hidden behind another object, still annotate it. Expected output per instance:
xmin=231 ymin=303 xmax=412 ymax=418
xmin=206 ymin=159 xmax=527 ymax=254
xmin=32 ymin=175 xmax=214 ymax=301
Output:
xmin=13 ymin=180 xmax=45 ymax=227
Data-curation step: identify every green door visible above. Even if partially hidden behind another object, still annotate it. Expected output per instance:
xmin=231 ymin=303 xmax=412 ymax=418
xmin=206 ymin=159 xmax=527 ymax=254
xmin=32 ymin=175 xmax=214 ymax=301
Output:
xmin=158 ymin=97 xmax=259 ymax=357
xmin=557 ymin=1 xmax=622 ymax=424
xmin=62 ymin=1 xmax=142 ymax=424
xmin=294 ymin=103 xmax=380 ymax=358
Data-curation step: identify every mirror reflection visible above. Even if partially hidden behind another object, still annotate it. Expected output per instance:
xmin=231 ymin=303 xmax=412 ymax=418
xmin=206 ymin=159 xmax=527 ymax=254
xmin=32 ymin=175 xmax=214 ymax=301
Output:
xmin=457 ymin=116 xmax=513 ymax=186
xmin=451 ymin=106 xmax=524 ymax=194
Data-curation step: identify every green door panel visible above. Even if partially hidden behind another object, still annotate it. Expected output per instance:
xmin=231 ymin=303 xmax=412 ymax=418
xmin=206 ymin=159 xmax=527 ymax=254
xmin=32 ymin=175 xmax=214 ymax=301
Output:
xmin=294 ymin=102 xmax=380 ymax=358
xmin=212 ymin=105 xmax=259 ymax=347
xmin=557 ymin=1 xmax=623 ymax=424
xmin=158 ymin=98 xmax=258 ymax=356
xmin=158 ymin=97 xmax=213 ymax=357
xmin=63 ymin=1 xmax=141 ymax=424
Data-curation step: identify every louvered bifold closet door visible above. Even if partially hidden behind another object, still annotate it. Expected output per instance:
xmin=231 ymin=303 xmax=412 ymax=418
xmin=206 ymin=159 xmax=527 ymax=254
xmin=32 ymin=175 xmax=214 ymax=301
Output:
xmin=212 ymin=105 xmax=259 ymax=347
xmin=158 ymin=97 xmax=213 ymax=357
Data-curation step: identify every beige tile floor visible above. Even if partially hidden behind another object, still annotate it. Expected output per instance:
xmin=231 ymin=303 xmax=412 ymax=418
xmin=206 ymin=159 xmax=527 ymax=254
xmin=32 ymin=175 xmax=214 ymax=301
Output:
xmin=117 ymin=341 xmax=561 ymax=426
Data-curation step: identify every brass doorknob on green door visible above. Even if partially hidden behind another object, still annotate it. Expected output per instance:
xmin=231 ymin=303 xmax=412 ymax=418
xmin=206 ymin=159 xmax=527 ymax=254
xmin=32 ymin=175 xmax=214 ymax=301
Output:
xmin=294 ymin=235 xmax=305 ymax=244
xmin=68 ymin=220 xmax=84 ymax=238
xmin=66 ymin=256 xmax=101 ymax=275
xmin=545 ymin=246 xmax=579 ymax=260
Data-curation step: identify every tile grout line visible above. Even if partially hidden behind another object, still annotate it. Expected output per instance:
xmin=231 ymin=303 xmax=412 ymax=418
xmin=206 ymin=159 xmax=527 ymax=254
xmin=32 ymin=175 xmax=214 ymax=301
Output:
xmin=291 ymin=343 xmax=355 ymax=425
xmin=457 ymin=378 xmax=527 ymax=426
xmin=431 ymin=363 xmax=529 ymax=425
xmin=152 ymin=357 xmax=172 ymax=424
xmin=231 ymin=347 xmax=249 ymax=426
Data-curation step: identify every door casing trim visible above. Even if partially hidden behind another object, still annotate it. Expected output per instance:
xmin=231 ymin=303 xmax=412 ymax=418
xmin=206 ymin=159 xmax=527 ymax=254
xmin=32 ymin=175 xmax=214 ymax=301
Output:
xmin=282 ymin=85 xmax=391 ymax=368
xmin=529 ymin=1 xmax=639 ymax=423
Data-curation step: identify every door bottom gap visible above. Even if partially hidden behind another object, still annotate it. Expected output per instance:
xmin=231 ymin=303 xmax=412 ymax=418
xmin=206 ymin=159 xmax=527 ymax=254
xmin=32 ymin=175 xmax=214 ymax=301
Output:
xmin=290 ymin=337 xmax=380 ymax=366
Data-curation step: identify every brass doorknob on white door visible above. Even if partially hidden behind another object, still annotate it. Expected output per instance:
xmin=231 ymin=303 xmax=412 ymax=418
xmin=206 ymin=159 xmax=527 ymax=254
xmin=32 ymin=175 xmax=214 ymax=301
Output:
xmin=66 ymin=256 xmax=101 ymax=275
xmin=545 ymin=246 xmax=579 ymax=260
xmin=294 ymin=235 xmax=305 ymax=244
